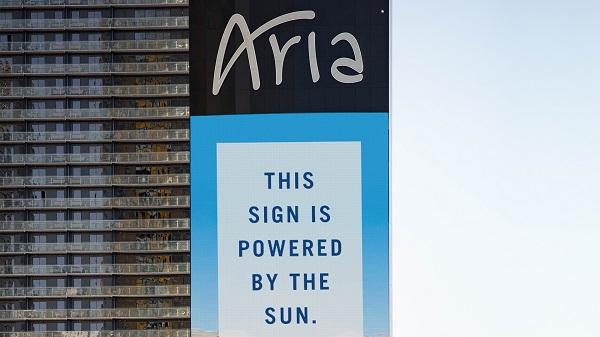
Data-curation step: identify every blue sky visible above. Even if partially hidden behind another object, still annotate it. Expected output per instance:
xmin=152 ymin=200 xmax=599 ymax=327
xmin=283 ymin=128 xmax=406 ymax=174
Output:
xmin=191 ymin=113 xmax=389 ymax=336
xmin=391 ymin=1 xmax=600 ymax=336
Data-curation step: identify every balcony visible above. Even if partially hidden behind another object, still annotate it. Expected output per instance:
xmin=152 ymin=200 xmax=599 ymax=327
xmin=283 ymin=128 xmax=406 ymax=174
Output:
xmin=0 ymin=196 xmax=190 ymax=209
xmin=0 ymin=218 xmax=190 ymax=232
xmin=0 ymin=39 xmax=188 ymax=53
xmin=0 ymin=0 xmax=188 ymax=7
xmin=0 ymin=107 xmax=189 ymax=120
xmin=0 ymin=284 xmax=189 ymax=297
xmin=0 ymin=240 xmax=190 ymax=254
xmin=0 ymin=174 xmax=189 ymax=187
xmin=0 ymin=84 xmax=189 ymax=97
xmin=0 ymin=62 xmax=189 ymax=75
xmin=0 ymin=129 xmax=189 ymax=142
xmin=0 ymin=262 xmax=190 ymax=275
xmin=0 ymin=330 xmax=191 ymax=337
xmin=0 ymin=17 xmax=188 ymax=30
xmin=0 ymin=306 xmax=190 ymax=320
xmin=0 ymin=151 xmax=190 ymax=164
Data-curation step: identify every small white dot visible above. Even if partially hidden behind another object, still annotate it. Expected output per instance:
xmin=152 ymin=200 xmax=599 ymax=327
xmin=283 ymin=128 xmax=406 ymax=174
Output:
xmin=381 ymin=10 xmax=385 ymax=13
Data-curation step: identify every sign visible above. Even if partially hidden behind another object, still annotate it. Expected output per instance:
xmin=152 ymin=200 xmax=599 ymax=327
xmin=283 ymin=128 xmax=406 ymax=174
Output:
xmin=218 ymin=142 xmax=363 ymax=337
xmin=190 ymin=1 xmax=389 ymax=337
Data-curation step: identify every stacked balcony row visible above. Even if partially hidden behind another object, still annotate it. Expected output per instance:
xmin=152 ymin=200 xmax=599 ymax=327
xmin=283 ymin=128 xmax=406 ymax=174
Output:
xmin=0 ymin=218 xmax=189 ymax=232
xmin=0 ymin=151 xmax=189 ymax=164
xmin=0 ymin=307 xmax=189 ymax=320
xmin=0 ymin=17 xmax=188 ymax=30
xmin=0 ymin=84 xmax=188 ymax=97
xmin=0 ymin=196 xmax=189 ymax=209
xmin=0 ymin=129 xmax=188 ymax=142
xmin=0 ymin=285 xmax=189 ymax=298
xmin=0 ymin=330 xmax=191 ymax=337
xmin=0 ymin=0 xmax=188 ymax=7
xmin=0 ymin=240 xmax=189 ymax=253
xmin=0 ymin=39 xmax=188 ymax=52
xmin=0 ymin=62 xmax=188 ymax=75
xmin=0 ymin=107 xmax=189 ymax=120
xmin=0 ymin=262 xmax=189 ymax=275
xmin=0 ymin=174 xmax=189 ymax=187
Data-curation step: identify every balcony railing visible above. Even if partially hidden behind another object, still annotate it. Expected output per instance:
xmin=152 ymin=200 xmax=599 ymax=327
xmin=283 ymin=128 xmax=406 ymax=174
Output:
xmin=0 ymin=39 xmax=188 ymax=52
xmin=0 ymin=306 xmax=190 ymax=320
xmin=0 ymin=129 xmax=189 ymax=142
xmin=0 ymin=107 xmax=189 ymax=120
xmin=0 ymin=84 xmax=189 ymax=97
xmin=0 ymin=17 xmax=188 ymax=29
xmin=0 ymin=0 xmax=188 ymax=7
xmin=0 ymin=174 xmax=189 ymax=187
xmin=0 ymin=240 xmax=190 ymax=253
xmin=0 ymin=62 xmax=189 ymax=75
xmin=0 ymin=196 xmax=190 ymax=209
xmin=0 ymin=330 xmax=191 ymax=337
xmin=0 ymin=151 xmax=190 ymax=164
xmin=0 ymin=218 xmax=190 ymax=232
xmin=0 ymin=284 xmax=189 ymax=297
xmin=0 ymin=262 xmax=190 ymax=275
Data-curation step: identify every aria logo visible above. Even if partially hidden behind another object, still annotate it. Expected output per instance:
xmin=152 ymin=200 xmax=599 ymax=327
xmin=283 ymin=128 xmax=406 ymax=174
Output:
xmin=212 ymin=10 xmax=364 ymax=96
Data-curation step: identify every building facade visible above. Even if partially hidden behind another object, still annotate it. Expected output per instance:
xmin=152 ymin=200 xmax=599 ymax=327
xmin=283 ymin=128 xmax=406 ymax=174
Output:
xmin=0 ymin=0 xmax=190 ymax=336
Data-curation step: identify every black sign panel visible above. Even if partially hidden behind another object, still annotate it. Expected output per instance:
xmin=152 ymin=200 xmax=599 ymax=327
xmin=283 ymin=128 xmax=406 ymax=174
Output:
xmin=190 ymin=0 xmax=389 ymax=115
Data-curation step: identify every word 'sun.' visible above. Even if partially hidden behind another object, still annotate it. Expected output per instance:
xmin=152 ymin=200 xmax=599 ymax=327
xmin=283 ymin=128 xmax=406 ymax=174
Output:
xmin=212 ymin=10 xmax=364 ymax=95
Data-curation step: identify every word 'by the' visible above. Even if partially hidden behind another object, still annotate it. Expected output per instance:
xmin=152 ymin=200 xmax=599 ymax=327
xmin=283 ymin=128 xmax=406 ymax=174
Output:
xmin=213 ymin=10 xmax=364 ymax=95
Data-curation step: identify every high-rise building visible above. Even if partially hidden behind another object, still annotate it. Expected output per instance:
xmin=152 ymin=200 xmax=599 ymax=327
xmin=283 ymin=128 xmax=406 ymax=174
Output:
xmin=0 ymin=1 xmax=190 ymax=336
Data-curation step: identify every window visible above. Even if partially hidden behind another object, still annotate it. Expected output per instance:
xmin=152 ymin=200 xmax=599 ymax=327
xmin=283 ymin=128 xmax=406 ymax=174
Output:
xmin=31 ymin=123 xmax=46 ymax=132
xmin=32 ymin=279 xmax=47 ymax=288
xmin=90 ymin=234 xmax=103 ymax=243
xmin=32 ymin=234 xmax=46 ymax=244
xmin=32 ymin=257 xmax=47 ymax=265
xmin=31 ymin=12 xmax=44 ymax=20
xmin=32 ymin=323 xmax=47 ymax=332
xmin=90 ymin=322 xmax=105 ymax=330
xmin=90 ymin=212 xmax=104 ymax=220
xmin=89 ymin=256 xmax=103 ymax=265
xmin=90 ymin=300 xmax=104 ymax=309
xmin=72 ymin=190 xmax=81 ymax=198
xmin=89 ymin=190 xmax=103 ymax=198
xmin=30 ymin=146 xmax=45 ymax=155
xmin=30 ymin=34 xmax=44 ymax=43
xmin=31 ymin=56 xmax=45 ymax=65
xmin=33 ymin=301 xmax=47 ymax=310
xmin=31 ymin=168 xmax=46 ymax=177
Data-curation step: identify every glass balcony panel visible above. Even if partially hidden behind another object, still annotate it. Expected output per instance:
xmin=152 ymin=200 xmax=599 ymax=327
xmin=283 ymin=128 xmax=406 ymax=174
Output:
xmin=0 ymin=152 xmax=190 ymax=164
xmin=0 ymin=39 xmax=187 ymax=52
xmin=0 ymin=130 xmax=188 ymax=142
xmin=0 ymin=330 xmax=191 ymax=337
xmin=0 ymin=241 xmax=189 ymax=253
xmin=0 ymin=107 xmax=189 ymax=120
xmin=0 ymin=174 xmax=188 ymax=186
xmin=0 ymin=263 xmax=190 ymax=275
xmin=0 ymin=285 xmax=189 ymax=297
xmin=0 ymin=218 xmax=190 ymax=231
xmin=0 ymin=307 xmax=188 ymax=319
xmin=0 ymin=196 xmax=189 ymax=209
xmin=2 ymin=85 xmax=188 ymax=97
